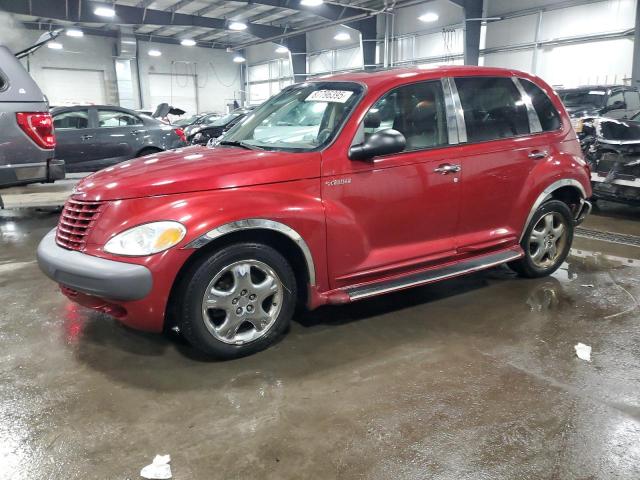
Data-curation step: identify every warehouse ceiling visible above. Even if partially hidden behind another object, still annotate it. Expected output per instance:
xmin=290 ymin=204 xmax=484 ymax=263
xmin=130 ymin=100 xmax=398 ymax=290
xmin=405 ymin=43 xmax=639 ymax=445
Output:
xmin=0 ymin=0 xmax=399 ymax=49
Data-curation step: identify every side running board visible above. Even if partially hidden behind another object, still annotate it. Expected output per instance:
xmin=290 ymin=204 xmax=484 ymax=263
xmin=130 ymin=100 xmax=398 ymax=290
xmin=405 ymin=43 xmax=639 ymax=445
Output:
xmin=346 ymin=248 xmax=523 ymax=301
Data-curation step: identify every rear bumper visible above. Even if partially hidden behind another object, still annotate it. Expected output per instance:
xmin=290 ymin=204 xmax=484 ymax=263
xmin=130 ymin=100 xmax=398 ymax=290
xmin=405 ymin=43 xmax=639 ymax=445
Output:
xmin=37 ymin=229 xmax=152 ymax=301
xmin=575 ymin=199 xmax=592 ymax=225
xmin=0 ymin=159 xmax=65 ymax=188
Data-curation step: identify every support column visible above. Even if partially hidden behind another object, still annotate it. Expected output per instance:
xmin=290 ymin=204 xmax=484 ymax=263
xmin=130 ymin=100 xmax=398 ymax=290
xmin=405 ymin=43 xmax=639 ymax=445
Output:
xmin=450 ymin=0 xmax=484 ymax=65
xmin=352 ymin=16 xmax=377 ymax=70
xmin=632 ymin=0 xmax=640 ymax=88
xmin=462 ymin=0 xmax=483 ymax=66
xmin=288 ymin=33 xmax=307 ymax=82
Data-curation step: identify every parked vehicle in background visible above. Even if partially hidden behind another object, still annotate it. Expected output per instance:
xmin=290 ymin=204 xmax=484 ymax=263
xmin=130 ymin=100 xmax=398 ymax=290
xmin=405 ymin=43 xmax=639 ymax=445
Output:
xmin=0 ymin=44 xmax=63 ymax=189
xmin=183 ymin=111 xmax=239 ymax=138
xmin=174 ymin=112 xmax=219 ymax=128
xmin=558 ymin=85 xmax=640 ymax=126
xmin=38 ymin=66 xmax=591 ymax=359
xmin=189 ymin=108 xmax=253 ymax=145
xmin=51 ymin=105 xmax=187 ymax=172
xmin=580 ymin=115 xmax=640 ymax=205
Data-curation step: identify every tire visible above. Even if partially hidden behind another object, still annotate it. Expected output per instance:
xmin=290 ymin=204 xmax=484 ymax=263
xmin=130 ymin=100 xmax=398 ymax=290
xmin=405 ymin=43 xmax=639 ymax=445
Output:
xmin=177 ymin=243 xmax=297 ymax=358
xmin=135 ymin=147 xmax=163 ymax=157
xmin=509 ymin=200 xmax=574 ymax=278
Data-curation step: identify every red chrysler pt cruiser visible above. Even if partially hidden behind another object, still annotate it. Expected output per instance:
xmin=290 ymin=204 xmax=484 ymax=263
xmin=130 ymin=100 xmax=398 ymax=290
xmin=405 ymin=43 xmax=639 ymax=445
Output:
xmin=38 ymin=66 xmax=592 ymax=358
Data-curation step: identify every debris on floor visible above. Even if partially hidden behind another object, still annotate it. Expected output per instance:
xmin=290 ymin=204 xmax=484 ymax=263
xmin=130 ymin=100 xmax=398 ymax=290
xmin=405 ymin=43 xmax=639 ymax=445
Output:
xmin=140 ymin=454 xmax=171 ymax=479
xmin=580 ymin=284 xmax=595 ymax=288
xmin=574 ymin=343 xmax=592 ymax=362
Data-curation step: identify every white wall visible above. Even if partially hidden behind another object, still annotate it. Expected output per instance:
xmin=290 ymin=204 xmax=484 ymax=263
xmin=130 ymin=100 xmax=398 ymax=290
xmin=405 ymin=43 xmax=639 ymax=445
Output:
xmin=482 ymin=0 xmax=636 ymax=86
xmin=16 ymin=30 xmax=120 ymax=106
xmin=137 ymin=41 xmax=242 ymax=114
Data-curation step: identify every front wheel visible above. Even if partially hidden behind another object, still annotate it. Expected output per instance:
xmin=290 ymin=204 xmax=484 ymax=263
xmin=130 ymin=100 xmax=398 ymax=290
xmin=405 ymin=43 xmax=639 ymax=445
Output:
xmin=509 ymin=200 xmax=574 ymax=278
xmin=177 ymin=243 xmax=297 ymax=358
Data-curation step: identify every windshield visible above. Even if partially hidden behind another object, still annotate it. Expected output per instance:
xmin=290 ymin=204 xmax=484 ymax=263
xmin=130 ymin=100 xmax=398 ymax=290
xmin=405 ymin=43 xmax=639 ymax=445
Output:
xmin=222 ymin=82 xmax=364 ymax=151
xmin=174 ymin=114 xmax=199 ymax=126
xmin=559 ymin=89 xmax=606 ymax=108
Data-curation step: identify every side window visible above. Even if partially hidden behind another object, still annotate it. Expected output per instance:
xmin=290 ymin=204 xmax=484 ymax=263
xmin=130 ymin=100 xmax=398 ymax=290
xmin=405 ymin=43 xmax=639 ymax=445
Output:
xmin=53 ymin=110 xmax=90 ymax=129
xmin=624 ymin=91 xmax=640 ymax=111
xmin=363 ymin=80 xmax=449 ymax=151
xmin=0 ymin=71 xmax=6 ymax=91
xmin=520 ymin=79 xmax=561 ymax=132
xmin=606 ymin=91 xmax=624 ymax=107
xmin=455 ymin=76 xmax=530 ymax=142
xmin=98 ymin=110 xmax=142 ymax=128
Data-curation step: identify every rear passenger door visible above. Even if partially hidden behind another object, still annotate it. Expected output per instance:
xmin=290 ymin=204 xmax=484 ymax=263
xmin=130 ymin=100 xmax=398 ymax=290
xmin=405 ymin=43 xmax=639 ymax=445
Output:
xmin=94 ymin=108 xmax=145 ymax=164
xmin=452 ymin=76 xmax=553 ymax=253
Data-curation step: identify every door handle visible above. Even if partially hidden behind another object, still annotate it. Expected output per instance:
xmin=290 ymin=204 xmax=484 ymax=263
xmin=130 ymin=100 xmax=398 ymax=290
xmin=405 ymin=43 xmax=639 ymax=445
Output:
xmin=130 ymin=130 xmax=144 ymax=135
xmin=81 ymin=134 xmax=93 ymax=140
xmin=434 ymin=163 xmax=461 ymax=174
xmin=528 ymin=150 xmax=548 ymax=159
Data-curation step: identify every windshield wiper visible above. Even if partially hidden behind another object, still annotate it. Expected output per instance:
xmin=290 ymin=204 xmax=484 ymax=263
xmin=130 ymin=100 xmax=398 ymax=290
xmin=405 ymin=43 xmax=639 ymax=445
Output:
xmin=218 ymin=140 xmax=263 ymax=150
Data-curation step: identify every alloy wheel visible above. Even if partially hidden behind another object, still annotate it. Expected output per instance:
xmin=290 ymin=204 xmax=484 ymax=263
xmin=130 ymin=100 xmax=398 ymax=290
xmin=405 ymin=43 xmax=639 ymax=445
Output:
xmin=201 ymin=260 xmax=283 ymax=345
xmin=528 ymin=212 xmax=568 ymax=269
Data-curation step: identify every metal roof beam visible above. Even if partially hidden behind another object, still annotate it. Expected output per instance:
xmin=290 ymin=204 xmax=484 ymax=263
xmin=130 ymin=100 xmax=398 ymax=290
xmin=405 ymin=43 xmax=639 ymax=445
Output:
xmin=0 ymin=0 xmax=286 ymax=40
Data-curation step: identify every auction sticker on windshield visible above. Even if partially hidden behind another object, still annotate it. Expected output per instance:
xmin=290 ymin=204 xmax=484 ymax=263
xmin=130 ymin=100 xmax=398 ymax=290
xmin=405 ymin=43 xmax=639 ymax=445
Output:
xmin=306 ymin=90 xmax=354 ymax=103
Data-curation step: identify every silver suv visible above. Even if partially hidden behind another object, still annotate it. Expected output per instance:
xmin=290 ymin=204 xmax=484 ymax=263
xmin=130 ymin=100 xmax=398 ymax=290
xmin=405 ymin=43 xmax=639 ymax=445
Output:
xmin=0 ymin=45 xmax=64 ymax=189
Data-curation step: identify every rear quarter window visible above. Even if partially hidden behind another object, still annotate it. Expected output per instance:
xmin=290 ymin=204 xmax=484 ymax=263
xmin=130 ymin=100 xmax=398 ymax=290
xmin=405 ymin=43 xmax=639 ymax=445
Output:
xmin=520 ymin=79 xmax=561 ymax=132
xmin=454 ymin=76 xmax=530 ymax=143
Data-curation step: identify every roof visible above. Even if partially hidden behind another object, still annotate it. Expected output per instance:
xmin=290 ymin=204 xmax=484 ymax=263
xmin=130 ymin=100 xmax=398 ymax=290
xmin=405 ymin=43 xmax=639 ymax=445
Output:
xmin=314 ymin=65 xmax=538 ymax=90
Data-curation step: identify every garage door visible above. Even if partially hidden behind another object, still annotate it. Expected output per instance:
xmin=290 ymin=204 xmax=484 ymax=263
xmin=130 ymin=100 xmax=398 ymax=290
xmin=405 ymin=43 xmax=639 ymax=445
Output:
xmin=40 ymin=67 xmax=107 ymax=106
xmin=148 ymin=73 xmax=198 ymax=115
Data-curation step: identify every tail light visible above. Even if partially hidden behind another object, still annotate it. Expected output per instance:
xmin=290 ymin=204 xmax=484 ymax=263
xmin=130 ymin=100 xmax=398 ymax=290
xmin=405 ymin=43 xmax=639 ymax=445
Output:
xmin=16 ymin=112 xmax=56 ymax=149
xmin=174 ymin=128 xmax=186 ymax=143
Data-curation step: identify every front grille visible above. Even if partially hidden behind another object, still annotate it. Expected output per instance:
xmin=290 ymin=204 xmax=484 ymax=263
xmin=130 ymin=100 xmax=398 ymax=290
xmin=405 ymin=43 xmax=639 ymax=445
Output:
xmin=55 ymin=199 xmax=104 ymax=251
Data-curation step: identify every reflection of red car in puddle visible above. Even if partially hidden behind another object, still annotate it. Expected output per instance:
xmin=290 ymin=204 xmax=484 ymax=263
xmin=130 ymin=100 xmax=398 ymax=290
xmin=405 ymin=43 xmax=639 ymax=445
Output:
xmin=38 ymin=66 xmax=591 ymax=358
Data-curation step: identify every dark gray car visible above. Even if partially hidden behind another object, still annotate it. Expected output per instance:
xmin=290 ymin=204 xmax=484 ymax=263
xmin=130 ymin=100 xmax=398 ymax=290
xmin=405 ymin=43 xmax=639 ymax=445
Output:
xmin=52 ymin=105 xmax=187 ymax=172
xmin=0 ymin=45 xmax=64 ymax=188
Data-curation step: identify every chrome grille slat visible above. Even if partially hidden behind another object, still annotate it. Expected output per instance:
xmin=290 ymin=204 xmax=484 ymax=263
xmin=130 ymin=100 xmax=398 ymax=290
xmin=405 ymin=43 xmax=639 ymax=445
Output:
xmin=55 ymin=199 xmax=104 ymax=251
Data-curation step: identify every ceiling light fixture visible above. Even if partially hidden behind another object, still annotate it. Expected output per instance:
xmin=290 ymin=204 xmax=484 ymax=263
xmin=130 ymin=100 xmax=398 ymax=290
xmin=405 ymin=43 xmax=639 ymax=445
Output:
xmin=94 ymin=6 xmax=116 ymax=17
xmin=275 ymin=45 xmax=289 ymax=53
xmin=65 ymin=29 xmax=84 ymax=37
xmin=181 ymin=39 xmax=196 ymax=46
xmin=233 ymin=55 xmax=246 ymax=63
xmin=333 ymin=32 xmax=351 ymax=41
xmin=418 ymin=12 xmax=439 ymax=22
xmin=148 ymin=49 xmax=162 ymax=57
xmin=47 ymin=42 xmax=63 ymax=50
xmin=228 ymin=21 xmax=248 ymax=31
xmin=301 ymin=0 xmax=324 ymax=6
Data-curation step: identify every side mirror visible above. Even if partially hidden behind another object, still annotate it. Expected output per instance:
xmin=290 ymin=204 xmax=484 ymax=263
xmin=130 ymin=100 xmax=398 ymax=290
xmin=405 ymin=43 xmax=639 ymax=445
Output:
xmin=349 ymin=128 xmax=406 ymax=161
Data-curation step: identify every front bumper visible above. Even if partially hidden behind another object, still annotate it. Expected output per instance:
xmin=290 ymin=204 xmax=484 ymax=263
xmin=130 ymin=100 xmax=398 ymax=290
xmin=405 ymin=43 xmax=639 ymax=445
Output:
xmin=37 ymin=229 xmax=152 ymax=301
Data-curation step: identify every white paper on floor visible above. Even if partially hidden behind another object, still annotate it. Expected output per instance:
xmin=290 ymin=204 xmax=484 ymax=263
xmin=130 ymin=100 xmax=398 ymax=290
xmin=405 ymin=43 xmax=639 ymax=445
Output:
xmin=574 ymin=343 xmax=592 ymax=362
xmin=140 ymin=454 xmax=172 ymax=479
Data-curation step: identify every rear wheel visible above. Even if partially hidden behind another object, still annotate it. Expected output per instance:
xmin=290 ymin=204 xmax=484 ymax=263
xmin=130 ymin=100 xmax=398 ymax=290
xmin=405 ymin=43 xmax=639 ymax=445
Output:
xmin=178 ymin=243 xmax=296 ymax=358
xmin=510 ymin=200 xmax=574 ymax=278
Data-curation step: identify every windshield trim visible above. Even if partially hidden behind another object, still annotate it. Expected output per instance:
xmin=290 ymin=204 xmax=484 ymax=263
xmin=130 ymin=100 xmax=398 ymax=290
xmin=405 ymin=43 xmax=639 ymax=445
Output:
xmin=222 ymin=80 xmax=368 ymax=153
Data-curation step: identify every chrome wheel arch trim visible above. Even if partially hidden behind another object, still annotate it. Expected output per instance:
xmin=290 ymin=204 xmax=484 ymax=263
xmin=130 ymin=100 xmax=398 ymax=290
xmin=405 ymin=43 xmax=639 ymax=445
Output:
xmin=519 ymin=179 xmax=587 ymax=242
xmin=185 ymin=218 xmax=316 ymax=286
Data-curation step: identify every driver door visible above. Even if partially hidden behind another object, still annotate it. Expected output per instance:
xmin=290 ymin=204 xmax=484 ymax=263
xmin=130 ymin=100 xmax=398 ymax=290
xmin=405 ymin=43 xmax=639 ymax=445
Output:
xmin=322 ymin=80 xmax=461 ymax=289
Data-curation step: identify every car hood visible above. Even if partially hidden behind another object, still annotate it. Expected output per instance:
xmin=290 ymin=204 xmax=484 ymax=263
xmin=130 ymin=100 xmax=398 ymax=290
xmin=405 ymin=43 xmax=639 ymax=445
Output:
xmin=73 ymin=145 xmax=320 ymax=201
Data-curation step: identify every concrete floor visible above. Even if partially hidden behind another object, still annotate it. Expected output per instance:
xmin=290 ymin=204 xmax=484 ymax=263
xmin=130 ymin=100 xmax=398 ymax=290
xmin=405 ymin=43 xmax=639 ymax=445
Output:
xmin=1 ymin=201 xmax=639 ymax=479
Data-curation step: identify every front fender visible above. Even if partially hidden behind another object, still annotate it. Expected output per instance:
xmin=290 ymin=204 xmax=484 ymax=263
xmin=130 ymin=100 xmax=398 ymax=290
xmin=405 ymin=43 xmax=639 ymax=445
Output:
xmin=84 ymin=178 xmax=327 ymax=289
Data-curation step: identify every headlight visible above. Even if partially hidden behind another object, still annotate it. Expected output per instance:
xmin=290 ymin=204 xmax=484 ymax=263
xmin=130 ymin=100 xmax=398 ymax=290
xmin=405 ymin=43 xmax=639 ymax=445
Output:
xmin=104 ymin=221 xmax=186 ymax=256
